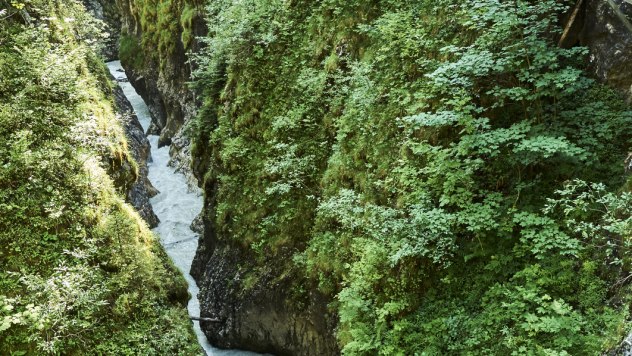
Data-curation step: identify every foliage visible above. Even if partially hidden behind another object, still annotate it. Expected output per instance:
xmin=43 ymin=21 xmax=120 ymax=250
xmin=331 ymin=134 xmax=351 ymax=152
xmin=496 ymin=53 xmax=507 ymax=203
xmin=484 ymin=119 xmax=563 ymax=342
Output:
xmin=0 ymin=1 xmax=201 ymax=354
xmin=190 ymin=0 xmax=632 ymax=353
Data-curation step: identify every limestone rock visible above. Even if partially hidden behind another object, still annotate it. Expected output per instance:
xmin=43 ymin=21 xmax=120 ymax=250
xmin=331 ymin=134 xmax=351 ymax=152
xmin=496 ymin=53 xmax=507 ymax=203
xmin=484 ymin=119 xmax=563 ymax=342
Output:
xmin=190 ymin=218 xmax=339 ymax=356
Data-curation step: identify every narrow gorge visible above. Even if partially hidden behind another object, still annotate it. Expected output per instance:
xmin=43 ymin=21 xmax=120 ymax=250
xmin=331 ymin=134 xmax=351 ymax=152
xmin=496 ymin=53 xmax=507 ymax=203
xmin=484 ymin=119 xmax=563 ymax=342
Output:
xmin=107 ymin=60 xmax=262 ymax=355
xmin=2 ymin=0 xmax=632 ymax=354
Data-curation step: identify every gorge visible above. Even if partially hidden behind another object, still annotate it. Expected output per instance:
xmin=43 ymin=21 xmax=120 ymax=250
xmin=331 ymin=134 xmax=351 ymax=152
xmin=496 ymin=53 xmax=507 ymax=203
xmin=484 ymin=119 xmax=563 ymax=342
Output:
xmin=107 ymin=60 xmax=261 ymax=356
xmin=2 ymin=0 xmax=632 ymax=355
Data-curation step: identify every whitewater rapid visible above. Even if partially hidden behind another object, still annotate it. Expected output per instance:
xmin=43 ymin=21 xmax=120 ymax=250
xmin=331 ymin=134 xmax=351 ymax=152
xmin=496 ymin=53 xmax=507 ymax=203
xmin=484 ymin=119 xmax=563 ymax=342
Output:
xmin=106 ymin=61 xmax=258 ymax=356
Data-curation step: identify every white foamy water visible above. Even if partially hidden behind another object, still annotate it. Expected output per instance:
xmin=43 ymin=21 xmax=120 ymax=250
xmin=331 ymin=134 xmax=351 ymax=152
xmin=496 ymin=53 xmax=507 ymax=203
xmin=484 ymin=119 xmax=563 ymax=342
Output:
xmin=107 ymin=61 xmax=259 ymax=356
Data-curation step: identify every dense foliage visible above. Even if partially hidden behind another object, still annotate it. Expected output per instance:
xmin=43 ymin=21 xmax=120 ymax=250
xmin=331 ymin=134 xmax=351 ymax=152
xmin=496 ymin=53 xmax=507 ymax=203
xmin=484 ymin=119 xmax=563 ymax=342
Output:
xmin=191 ymin=0 xmax=632 ymax=354
xmin=0 ymin=1 xmax=200 ymax=354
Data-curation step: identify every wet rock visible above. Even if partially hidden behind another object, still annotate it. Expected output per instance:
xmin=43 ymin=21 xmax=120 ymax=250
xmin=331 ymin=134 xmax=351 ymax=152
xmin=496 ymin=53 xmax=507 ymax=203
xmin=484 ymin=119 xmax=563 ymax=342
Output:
xmin=191 ymin=231 xmax=338 ymax=356
xmin=146 ymin=120 xmax=162 ymax=136
xmin=169 ymin=129 xmax=200 ymax=189
xmin=146 ymin=182 xmax=160 ymax=198
xmin=189 ymin=178 xmax=338 ymax=356
xmin=190 ymin=212 xmax=204 ymax=235
xmin=111 ymin=77 xmax=160 ymax=227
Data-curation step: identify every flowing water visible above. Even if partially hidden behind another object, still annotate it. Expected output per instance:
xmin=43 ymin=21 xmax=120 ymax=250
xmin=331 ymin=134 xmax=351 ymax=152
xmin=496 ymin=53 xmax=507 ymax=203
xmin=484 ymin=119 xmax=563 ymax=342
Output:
xmin=107 ymin=61 xmax=258 ymax=356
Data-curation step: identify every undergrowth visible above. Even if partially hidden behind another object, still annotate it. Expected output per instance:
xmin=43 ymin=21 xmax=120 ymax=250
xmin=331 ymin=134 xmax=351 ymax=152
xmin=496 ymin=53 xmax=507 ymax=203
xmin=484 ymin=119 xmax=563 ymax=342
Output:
xmin=191 ymin=0 xmax=632 ymax=354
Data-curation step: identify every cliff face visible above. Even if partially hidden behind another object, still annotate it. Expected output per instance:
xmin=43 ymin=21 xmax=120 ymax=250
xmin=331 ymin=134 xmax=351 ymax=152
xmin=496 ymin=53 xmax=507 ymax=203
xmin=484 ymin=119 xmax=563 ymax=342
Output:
xmin=190 ymin=228 xmax=337 ymax=355
xmin=111 ymin=78 xmax=160 ymax=227
xmin=115 ymin=0 xmax=206 ymax=187
xmin=0 ymin=2 xmax=200 ymax=351
xmin=581 ymin=0 xmax=632 ymax=100
xmin=189 ymin=174 xmax=338 ymax=355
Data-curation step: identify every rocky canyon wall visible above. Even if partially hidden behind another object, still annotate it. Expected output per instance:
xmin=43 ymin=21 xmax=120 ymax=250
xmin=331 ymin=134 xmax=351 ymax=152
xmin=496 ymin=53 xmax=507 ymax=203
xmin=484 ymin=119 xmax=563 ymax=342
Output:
xmin=112 ymin=1 xmax=338 ymax=354
xmin=110 ymin=0 xmax=632 ymax=355
xmin=560 ymin=0 xmax=632 ymax=101
xmin=115 ymin=0 xmax=206 ymax=187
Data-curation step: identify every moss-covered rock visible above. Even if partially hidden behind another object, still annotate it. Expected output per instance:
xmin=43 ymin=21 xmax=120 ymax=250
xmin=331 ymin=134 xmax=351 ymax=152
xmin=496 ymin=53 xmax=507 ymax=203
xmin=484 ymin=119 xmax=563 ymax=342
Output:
xmin=116 ymin=0 xmax=206 ymax=188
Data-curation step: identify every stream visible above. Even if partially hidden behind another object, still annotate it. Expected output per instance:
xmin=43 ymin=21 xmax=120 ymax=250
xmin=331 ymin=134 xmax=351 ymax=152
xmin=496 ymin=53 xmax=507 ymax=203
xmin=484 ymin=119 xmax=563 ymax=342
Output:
xmin=106 ymin=61 xmax=258 ymax=356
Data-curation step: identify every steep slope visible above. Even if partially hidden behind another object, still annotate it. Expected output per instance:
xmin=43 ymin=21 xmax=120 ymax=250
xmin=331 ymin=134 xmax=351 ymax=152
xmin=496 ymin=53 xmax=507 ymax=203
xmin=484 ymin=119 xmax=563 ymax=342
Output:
xmin=0 ymin=1 xmax=200 ymax=354
xmin=111 ymin=79 xmax=160 ymax=227
xmin=189 ymin=1 xmax=632 ymax=354
xmin=111 ymin=0 xmax=632 ymax=354
xmin=113 ymin=1 xmax=339 ymax=353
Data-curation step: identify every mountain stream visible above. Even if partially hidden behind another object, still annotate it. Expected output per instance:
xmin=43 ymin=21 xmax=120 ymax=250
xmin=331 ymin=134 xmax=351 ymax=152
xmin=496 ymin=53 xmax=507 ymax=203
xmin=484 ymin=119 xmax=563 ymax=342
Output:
xmin=107 ymin=61 xmax=259 ymax=356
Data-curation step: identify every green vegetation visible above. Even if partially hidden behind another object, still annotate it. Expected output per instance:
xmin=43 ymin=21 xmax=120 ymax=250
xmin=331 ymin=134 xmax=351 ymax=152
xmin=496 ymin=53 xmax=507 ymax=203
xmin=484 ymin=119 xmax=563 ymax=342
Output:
xmin=2 ymin=0 xmax=632 ymax=353
xmin=121 ymin=0 xmax=202 ymax=71
xmin=180 ymin=3 xmax=198 ymax=48
xmin=191 ymin=0 xmax=632 ymax=354
xmin=120 ymin=32 xmax=146 ymax=71
xmin=0 ymin=1 xmax=200 ymax=354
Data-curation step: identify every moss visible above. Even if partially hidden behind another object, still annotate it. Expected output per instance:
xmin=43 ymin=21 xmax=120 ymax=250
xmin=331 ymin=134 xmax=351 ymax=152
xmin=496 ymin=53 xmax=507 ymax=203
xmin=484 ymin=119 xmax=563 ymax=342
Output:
xmin=623 ymin=175 xmax=632 ymax=192
xmin=119 ymin=32 xmax=146 ymax=70
xmin=125 ymin=0 xmax=199 ymax=73
xmin=323 ymin=52 xmax=339 ymax=72
xmin=241 ymin=271 xmax=260 ymax=291
xmin=180 ymin=4 xmax=197 ymax=48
